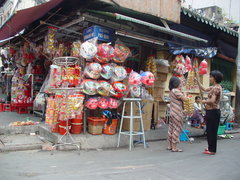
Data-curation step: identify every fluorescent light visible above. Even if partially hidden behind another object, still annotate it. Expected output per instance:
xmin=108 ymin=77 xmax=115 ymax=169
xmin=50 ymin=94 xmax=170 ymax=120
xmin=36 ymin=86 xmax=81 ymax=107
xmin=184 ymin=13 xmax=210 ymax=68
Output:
xmin=115 ymin=30 xmax=164 ymax=46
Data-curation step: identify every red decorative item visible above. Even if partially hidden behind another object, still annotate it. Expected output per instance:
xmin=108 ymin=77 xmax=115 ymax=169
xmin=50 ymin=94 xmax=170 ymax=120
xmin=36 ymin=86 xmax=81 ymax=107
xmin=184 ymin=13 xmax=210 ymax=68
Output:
xmin=94 ymin=43 xmax=115 ymax=63
xmin=98 ymin=97 xmax=109 ymax=109
xmin=199 ymin=68 xmax=207 ymax=75
xmin=112 ymin=82 xmax=128 ymax=98
xmin=199 ymin=60 xmax=208 ymax=68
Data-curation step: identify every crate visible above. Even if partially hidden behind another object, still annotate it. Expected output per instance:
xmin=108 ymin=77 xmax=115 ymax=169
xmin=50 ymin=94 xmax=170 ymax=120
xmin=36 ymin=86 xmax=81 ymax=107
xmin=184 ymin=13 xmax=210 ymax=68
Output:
xmin=217 ymin=125 xmax=226 ymax=135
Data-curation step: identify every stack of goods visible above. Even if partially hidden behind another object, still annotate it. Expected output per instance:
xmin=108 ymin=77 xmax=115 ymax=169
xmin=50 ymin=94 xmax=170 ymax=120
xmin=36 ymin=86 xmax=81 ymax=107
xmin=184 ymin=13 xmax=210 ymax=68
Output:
xmin=11 ymin=70 xmax=32 ymax=106
xmin=79 ymin=39 xmax=131 ymax=135
xmin=45 ymin=93 xmax=85 ymax=134
xmin=183 ymin=96 xmax=194 ymax=116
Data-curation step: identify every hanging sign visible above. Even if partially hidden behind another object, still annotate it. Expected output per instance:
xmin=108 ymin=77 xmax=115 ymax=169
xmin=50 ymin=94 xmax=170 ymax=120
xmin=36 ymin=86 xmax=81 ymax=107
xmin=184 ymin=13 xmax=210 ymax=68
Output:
xmin=83 ymin=25 xmax=113 ymax=42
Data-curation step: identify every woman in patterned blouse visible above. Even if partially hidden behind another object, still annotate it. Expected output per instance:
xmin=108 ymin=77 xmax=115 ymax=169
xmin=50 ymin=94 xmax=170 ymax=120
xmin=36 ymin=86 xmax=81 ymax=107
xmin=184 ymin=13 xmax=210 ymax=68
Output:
xmin=168 ymin=76 xmax=188 ymax=152
xmin=196 ymin=70 xmax=223 ymax=155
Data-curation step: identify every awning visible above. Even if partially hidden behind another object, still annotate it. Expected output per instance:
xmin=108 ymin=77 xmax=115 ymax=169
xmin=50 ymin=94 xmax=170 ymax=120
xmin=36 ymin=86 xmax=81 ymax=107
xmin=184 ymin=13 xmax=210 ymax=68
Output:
xmin=0 ymin=0 xmax=63 ymax=41
xmin=169 ymin=47 xmax=217 ymax=58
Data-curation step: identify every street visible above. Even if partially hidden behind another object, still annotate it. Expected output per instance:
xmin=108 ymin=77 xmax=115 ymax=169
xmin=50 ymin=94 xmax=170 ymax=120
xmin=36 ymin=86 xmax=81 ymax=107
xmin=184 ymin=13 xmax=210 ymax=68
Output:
xmin=0 ymin=134 xmax=239 ymax=180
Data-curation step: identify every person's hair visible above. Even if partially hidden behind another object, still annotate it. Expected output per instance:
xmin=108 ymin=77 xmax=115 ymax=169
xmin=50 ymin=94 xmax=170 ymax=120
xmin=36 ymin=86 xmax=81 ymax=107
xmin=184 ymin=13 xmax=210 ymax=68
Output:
xmin=195 ymin=96 xmax=201 ymax=101
xmin=169 ymin=76 xmax=181 ymax=91
xmin=210 ymin=70 xmax=223 ymax=84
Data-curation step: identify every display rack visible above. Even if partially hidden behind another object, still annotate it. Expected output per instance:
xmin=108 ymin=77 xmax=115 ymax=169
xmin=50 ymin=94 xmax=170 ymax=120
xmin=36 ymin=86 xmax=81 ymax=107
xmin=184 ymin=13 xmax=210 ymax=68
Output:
xmin=50 ymin=56 xmax=82 ymax=155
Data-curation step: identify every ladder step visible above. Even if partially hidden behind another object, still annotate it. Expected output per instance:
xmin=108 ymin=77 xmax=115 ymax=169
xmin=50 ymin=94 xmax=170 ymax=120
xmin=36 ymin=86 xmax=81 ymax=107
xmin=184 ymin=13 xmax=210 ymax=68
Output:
xmin=120 ymin=131 xmax=144 ymax=136
xmin=122 ymin=116 xmax=142 ymax=119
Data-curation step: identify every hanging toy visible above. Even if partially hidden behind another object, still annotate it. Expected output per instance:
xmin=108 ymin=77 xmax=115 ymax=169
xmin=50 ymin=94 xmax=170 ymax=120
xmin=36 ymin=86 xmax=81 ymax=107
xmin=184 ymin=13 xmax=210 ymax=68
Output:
xmin=80 ymin=40 xmax=97 ymax=59
xmin=140 ymin=71 xmax=155 ymax=86
xmin=84 ymin=62 xmax=102 ymax=79
xmin=172 ymin=55 xmax=187 ymax=76
xmin=98 ymin=97 xmax=109 ymax=109
xmin=112 ymin=82 xmax=128 ymax=98
xmin=86 ymin=97 xmax=99 ymax=109
xmin=145 ymin=55 xmax=157 ymax=77
xmin=111 ymin=65 xmax=127 ymax=82
xmin=128 ymin=71 xmax=141 ymax=86
xmin=199 ymin=59 xmax=208 ymax=75
xmin=95 ymin=43 xmax=115 ymax=63
xmin=108 ymin=98 xmax=118 ymax=109
xmin=113 ymin=40 xmax=131 ymax=63
xmin=185 ymin=55 xmax=192 ymax=71
xmin=186 ymin=70 xmax=196 ymax=90
xmin=82 ymin=79 xmax=99 ymax=95
xmin=101 ymin=64 xmax=114 ymax=80
xmin=97 ymin=81 xmax=113 ymax=96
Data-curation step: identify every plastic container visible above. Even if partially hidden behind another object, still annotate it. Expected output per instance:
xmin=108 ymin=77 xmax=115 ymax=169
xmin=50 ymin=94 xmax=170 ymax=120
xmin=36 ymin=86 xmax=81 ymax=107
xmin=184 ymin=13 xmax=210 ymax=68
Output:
xmin=88 ymin=117 xmax=105 ymax=135
xmin=180 ymin=130 xmax=189 ymax=141
xmin=59 ymin=120 xmax=71 ymax=135
xmin=103 ymin=119 xmax=118 ymax=135
xmin=70 ymin=118 xmax=83 ymax=134
xmin=0 ymin=103 xmax=3 ymax=112
xmin=217 ymin=125 xmax=226 ymax=135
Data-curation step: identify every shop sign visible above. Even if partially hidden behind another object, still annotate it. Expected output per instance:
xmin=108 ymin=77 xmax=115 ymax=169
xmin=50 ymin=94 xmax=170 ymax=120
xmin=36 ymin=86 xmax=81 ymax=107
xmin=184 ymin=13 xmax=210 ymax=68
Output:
xmin=83 ymin=25 xmax=113 ymax=42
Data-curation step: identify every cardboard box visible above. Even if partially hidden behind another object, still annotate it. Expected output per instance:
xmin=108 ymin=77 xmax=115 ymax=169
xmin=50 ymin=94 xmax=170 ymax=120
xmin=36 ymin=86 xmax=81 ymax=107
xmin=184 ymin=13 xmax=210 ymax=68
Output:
xmin=152 ymin=87 xmax=165 ymax=101
xmin=122 ymin=100 xmax=153 ymax=131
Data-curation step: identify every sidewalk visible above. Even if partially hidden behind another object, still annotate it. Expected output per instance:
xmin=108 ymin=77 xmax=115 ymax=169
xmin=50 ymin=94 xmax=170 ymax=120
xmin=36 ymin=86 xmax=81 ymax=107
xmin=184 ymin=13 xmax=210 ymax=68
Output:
xmin=0 ymin=112 xmax=239 ymax=151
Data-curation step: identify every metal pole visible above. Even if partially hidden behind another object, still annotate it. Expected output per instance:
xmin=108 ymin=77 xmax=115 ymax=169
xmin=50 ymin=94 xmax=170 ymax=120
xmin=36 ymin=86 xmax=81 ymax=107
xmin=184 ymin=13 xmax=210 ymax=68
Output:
xmin=235 ymin=29 xmax=240 ymax=126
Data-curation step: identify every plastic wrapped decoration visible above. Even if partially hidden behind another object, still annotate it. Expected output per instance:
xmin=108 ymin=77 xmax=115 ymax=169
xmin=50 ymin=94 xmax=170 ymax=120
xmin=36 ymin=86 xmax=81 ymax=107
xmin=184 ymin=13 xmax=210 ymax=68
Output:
xmin=84 ymin=62 xmax=102 ymax=79
xmin=108 ymin=98 xmax=118 ymax=109
xmin=49 ymin=65 xmax=62 ymax=88
xmin=46 ymin=26 xmax=57 ymax=55
xmin=101 ymin=64 xmax=113 ymax=80
xmin=98 ymin=97 xmax=109 ymax=109
xmin=71 ymin=41 xmax=82 ymax=57
xmin=82 ymin=79 xmax=99 ymax=95
xmin=113 ymin=40 xmax=131 ymax=63
xmin=140 ymin=71 xmax=155 ymax=86
xmin=185 ymin=55 xmax=192 ymax=71
xmin=112 ymin=82 xmax=128 ymax=98
xmin=172 ymin=55 xmax=187 ymax=76
xmin=80 ymin=39 xmax=97 ymax=59
xmin=199 ymin=59 xmax=208 ymax=75
xmin=183 ymin=96 xmax=194 ymax=116
xmin=111 ymin=65 xmax=127 ymax=82
xmin=128 ymin=71 xmax=141 ymax=86
xmin=94 ymin=43 xmax=115 ymax=63
xmin=86 ymin=97 xmax=98 ymax=109
xmin=97 ymin=81 xmax=113 ymax=96
xmin=145 ymin=55 xmax=157 ymax=77
xmin=130 ymin=85 xmax=141 ymax=98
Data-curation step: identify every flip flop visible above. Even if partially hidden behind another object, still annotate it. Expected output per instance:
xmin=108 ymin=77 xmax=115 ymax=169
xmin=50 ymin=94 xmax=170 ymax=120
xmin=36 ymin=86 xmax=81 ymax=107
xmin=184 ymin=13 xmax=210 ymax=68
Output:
xmin=171 ymin=148 xmax=183 ymax=152
xmin=202 ymin=150 xmax=215 ymax=155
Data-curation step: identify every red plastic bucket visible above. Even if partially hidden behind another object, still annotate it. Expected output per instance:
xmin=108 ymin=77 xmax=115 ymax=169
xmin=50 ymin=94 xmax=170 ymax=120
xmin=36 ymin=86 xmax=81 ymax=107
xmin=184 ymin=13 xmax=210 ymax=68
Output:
xmin=103 ymin=119 xmax=118 ymax=135
xmin=51 ymin=121 xmax=60 ymax=133
xmin=59 ymin=120 xmax=71 ymax=135
xmin=70 ymin=118 xmax=83 ymax=134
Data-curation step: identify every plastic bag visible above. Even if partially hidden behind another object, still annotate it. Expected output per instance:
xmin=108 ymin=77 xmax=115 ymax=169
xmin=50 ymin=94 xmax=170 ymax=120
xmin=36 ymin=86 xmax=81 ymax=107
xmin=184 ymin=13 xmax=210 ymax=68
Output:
xmin=80 ymin=38 xmax=98 ymax=59
xmin=84 ymin=62 xmax=102 ymax=79
xmin=95 ymin=43 xmax=115 ymax=63
xmin=113 ymin=39 xmax=131 ymax=63
xmin=111 ymin=65 xmax=127 ymax=82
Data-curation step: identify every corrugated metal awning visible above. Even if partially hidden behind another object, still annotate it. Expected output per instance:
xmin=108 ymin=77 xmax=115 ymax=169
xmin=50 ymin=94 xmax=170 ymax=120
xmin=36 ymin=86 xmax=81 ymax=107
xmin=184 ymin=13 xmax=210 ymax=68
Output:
xmin=0 ymin=0 xmax=63 ymax=41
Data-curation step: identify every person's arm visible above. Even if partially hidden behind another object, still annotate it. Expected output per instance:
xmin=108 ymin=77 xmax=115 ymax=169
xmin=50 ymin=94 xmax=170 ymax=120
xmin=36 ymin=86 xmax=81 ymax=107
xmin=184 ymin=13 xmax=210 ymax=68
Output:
xmin=195 ymin=77 xmax=210 ymax=92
